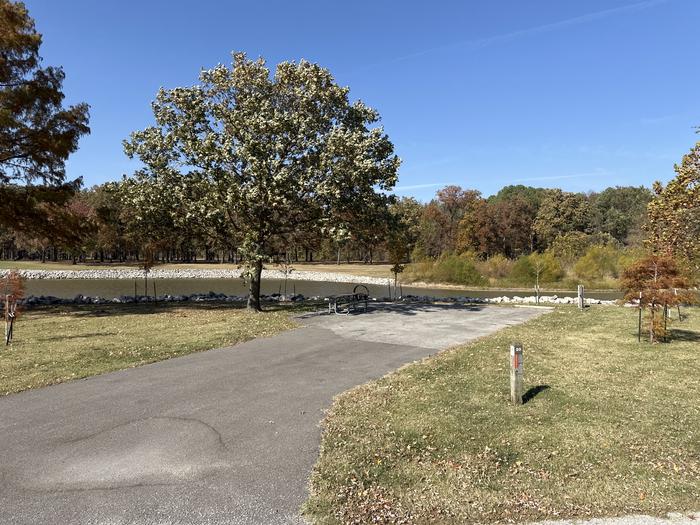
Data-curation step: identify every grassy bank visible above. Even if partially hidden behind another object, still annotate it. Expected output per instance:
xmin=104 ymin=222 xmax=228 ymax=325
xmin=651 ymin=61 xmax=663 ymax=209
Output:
xmin=0 ymin=303 xmax=298 ymax=395
xmin=305 ymin=306 xmax=700 ymax=524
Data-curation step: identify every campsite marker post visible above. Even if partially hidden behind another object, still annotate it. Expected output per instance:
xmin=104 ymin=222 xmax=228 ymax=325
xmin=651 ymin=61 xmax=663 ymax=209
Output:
xmin=510 ymin=343 xmax=523 ymax=405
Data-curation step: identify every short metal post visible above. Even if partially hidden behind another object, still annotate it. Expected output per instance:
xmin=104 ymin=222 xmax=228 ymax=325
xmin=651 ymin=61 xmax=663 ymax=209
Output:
xmin=510 ymin=343 xmax=523 ymax=405
xmin=577 ymin=284 xmax=584 ymax=310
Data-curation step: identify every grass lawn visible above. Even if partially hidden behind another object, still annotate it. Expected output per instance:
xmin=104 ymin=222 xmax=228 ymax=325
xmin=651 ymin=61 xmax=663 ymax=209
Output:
xmin=0 ymin=303 xmax=299 ymax=395
xmin=305 ymin=306 xmax=700 ymax=524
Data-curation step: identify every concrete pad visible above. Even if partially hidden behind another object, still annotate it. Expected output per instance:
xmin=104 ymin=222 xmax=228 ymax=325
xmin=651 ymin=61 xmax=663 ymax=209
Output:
xmin=303 ymin=303 xmax=549 ymax=349
xmin=0 ymin=303 xmax=547 ymax=524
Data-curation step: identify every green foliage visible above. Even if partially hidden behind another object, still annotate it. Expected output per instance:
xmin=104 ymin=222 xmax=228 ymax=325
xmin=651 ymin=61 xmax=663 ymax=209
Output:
xmin=0 ymin=0 xmax=89 ymax=186
xmin=646 ymin=139 xmax=700 ymax=280
xmin=487 ymin=184 xmax=547 ymax=209
xmin=509 ymin=252 xmax=563 ymax=286
xmin=532 ymin=189 xmax=592 ymax=246
xmin=590 ymin=186 xmax=652 ymax=243
xmin=573 ymin=244 xmax=623 ymax=281
xmin=550 ymin=231 xmax=618 ymax=265
xmin=123 ymin=52 xmax=399 ymax=309
xmin=406 ymin=254 xmax=486 ymax=286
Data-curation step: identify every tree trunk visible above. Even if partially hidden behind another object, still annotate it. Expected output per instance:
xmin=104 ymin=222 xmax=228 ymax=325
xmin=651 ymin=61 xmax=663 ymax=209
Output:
xmin=247 ymin=259 xmax=263 ymax=312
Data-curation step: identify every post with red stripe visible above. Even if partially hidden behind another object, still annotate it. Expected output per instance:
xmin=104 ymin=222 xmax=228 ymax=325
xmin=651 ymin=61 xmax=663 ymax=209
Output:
xmin=510 ymin=343 xmax=523 ymax=405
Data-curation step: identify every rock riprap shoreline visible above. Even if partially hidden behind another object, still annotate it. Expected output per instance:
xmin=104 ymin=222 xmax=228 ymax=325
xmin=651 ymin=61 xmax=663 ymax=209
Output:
xmin=2 ymin=268 xmax=619 ymax=306
xmin=18 ymin=292 xmax=616 ymax=307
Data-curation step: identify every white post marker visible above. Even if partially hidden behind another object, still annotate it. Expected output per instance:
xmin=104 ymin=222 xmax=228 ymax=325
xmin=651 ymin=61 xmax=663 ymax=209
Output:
xmin=510 ymin=343 xmax=524 ymax=405
xmin=577 ymin=284 xmax=585 ymax=310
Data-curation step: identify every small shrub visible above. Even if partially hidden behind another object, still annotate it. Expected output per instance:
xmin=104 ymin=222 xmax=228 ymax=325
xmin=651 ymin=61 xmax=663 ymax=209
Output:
xmin=432 ymin=254 xmax=486 ymax=286
xmin=509 ymin=252 xmax=563 ymax=286
xmin=479 ymin=254 xmax=513 ymax=280
xmin=405 ymin=254 xmax=486 ymax=286
xmin=574 ymin=245 xmax=623 ymax=281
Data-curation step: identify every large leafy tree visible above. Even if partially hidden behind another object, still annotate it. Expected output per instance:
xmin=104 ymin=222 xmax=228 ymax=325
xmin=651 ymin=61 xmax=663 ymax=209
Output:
xmin=590 ymin=186 xmax=652 ymax=244
xmin=124 ymin=53 xmax=399 ymax=310
xmin=532 ymin=189 xmax=592 ymax=247
xmin=646 ymin=139 xmax=700 ymax=279
xmin=418 ymin=186 xmax=481 ymax=257
xmin=0 ymin=0 xmax=89 ymax=186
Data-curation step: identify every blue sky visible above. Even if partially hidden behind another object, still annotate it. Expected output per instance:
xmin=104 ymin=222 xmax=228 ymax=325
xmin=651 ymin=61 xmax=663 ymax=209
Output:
xmin=24 ymin=0 xmax=700 ymax=200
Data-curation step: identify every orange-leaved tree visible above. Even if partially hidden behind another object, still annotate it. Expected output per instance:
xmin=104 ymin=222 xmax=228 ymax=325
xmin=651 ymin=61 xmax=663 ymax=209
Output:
xmin=620 ymin=255 xmax=694 ymax=343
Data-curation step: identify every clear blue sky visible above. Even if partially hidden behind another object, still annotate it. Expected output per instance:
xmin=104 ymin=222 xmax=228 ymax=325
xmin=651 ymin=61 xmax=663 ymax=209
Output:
xmin=24 ymin=0 xmax=700 ymax=200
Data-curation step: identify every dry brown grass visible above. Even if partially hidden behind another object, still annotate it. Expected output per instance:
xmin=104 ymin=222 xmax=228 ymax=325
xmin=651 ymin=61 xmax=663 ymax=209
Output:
xmin=0 ymin=303 xmax=298 ymax=395
xmin=305 ymin=306 xmax=700 ymax=524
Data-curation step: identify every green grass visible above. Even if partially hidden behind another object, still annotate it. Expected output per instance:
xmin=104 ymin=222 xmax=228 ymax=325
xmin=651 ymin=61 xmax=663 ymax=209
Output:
xmin=305 ymin=306 xmax=700 ymax=524
xmin=0 ymin=303 xmax=299 ymax=395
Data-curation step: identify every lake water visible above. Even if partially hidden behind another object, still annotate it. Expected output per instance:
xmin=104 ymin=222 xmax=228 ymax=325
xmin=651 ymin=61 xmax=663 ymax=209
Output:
xmin=24 ymin=278 xmax=624 ymax=301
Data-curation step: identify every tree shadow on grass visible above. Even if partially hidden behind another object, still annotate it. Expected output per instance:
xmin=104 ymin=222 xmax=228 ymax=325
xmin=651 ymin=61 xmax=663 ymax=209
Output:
xmin=523 ymin=385 xmax=550 ymax=404
xmin=34 ymin=332 xmax=119 ymax=342
xmin=666 ymin=329 xmax=700 ymax=343
xmin=25 ymin=301 xmax=323 ymax=319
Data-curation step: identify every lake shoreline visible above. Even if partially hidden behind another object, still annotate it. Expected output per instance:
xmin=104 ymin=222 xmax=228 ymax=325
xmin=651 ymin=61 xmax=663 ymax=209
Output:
xmin=0 ymin=267 xmax=621 ymax=294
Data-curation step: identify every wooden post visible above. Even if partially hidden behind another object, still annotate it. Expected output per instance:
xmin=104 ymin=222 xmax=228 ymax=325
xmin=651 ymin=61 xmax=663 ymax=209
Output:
xmin=4 ymin=294 xmax=9 ymax=345
xmin=637 ymin=291 xmax=642 ymax=343
xmin=510 ymin=343 xmax=523 ymax=405
xmin=577 ymin=284 xmax=584 ymax=310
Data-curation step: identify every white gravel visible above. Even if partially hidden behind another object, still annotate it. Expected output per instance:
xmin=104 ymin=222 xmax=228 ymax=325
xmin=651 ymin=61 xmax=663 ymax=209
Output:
xmin=528 ymin=512 xmax=699 ymax=525
xmin=0 ymin=268 xmax=392 ymax=285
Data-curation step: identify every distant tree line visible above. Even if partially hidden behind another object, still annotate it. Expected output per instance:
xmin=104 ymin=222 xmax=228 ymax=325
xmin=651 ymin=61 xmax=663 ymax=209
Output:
xmin=0 ymin=180 xmax=653 ymax=268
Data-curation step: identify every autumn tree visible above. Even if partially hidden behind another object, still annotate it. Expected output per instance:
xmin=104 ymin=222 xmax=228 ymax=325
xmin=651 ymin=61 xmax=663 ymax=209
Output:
xmin=418 ymin=186 xmax=481 ymax=257
xmin=646 ymin=139 xmax=700 ymax=281
xmin=0 ymin=0 xmax=89 ymax=187
xmin=620 ymin=255 xmax=694 ymax=343
xmin=124 ymin=53 xmax=399 ymax=310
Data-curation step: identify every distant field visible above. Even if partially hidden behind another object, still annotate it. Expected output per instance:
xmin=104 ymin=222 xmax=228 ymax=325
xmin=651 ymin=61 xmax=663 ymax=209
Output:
xmin=0 ymin=260 xmax=393 ymax=278
xmin=0 ymin=261 xmax=128 ymax=271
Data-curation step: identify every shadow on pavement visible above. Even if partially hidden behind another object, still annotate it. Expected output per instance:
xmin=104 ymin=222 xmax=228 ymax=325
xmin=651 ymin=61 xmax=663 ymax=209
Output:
xmin=297 ymin=301 xmax=486 ymax=319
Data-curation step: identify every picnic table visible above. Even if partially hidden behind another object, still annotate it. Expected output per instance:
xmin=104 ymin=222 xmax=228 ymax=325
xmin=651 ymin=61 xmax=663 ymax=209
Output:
xmin=327 ymin=284 xmax=370 ymax=315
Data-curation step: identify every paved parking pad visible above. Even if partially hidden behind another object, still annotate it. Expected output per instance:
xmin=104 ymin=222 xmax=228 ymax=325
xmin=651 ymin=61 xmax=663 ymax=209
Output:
xmin=0 ymin=303 xmax=548 ymax=525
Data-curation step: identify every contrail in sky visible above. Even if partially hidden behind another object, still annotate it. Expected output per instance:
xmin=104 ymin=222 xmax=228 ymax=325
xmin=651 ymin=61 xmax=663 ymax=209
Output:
xmin=393 ymin=182 xmax=449 ymax=191
xmin=366 ymin=0 xmax=670 ymax=68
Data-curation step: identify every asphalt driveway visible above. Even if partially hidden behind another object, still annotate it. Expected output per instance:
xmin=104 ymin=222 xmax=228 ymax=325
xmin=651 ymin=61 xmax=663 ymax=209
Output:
xmin=0 ymin=303 xmax=548 ymax=525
